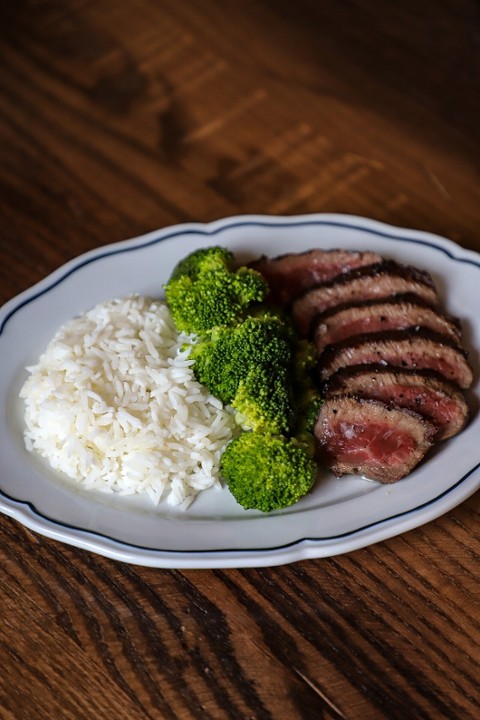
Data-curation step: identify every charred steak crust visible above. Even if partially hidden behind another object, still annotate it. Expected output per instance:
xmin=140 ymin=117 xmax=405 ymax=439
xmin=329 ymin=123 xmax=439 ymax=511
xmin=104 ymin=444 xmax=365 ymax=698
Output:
xmin=290 ymin=260 xmax=440 ymax=337
xmin=321 ymin=364 xmax=470 ymax=441
xmin=314 ymin=395 xmax=438 ymax=483
xmin=312 ymin=293 xmax=462 ymax=354
xmin=249 ymin=249 xmax=382 ymax=306
xmin=251 ymin=247 xmax=473 ymax=483
xmin=317 ymin=327 xmax=473 ymax=389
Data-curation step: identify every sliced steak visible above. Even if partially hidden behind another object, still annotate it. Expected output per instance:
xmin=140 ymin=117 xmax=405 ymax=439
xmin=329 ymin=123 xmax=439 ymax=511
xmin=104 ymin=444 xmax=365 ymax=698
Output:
xmin=291 ymin=260 xmax=439 ymax=336
xmin=312 ymin=294 xmax=462 ymax=355
xmin=249 ymin=249 xmax=382 ymax=306
xmin=322 ymin=364 xmax=470 ymax=440
xmin=318 ymin=328 xmax=474 ymax=388
xmin=314 ymin=395 xmax=438 ymax=483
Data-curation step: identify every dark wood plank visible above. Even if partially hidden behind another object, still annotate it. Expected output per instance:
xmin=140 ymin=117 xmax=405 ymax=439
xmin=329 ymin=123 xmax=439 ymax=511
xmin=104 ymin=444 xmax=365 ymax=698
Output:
xmin=1 ymin=1 xmax=479 ymax=718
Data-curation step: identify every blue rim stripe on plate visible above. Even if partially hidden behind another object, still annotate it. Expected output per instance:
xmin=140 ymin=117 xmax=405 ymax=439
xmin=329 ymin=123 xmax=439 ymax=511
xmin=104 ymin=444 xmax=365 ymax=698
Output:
xmin=2 ymin=217 xmax=480 ymax=336
xmin=2 ymin=216 xmax=479 ymax=558
xmin=1 ymin=459 xmax=480 ymax=556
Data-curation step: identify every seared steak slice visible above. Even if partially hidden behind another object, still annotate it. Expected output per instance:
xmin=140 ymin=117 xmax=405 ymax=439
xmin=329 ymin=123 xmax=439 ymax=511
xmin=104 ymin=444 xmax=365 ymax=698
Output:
xmin=319 ymin=328 xmax=473 ymax=388
xmin=313 ymin=294 xmax=462 ymax=354
xmin=322 ymin=365 xmax=470 ymax=440
xmin=249 ymin=249 xmax=381 ymax=306
xmin=291 ymin=260 xmax=439 ymax=336
xmin=314 ymin=395 xmax=438 ymax=483
xmin=318 ymin=328 xmax=473 ymax=388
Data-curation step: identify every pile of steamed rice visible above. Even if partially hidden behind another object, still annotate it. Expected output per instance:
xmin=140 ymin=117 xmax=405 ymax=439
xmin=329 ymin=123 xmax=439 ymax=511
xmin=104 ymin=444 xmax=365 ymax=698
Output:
xmin=20 ymin=295 xmax=238 ymax=509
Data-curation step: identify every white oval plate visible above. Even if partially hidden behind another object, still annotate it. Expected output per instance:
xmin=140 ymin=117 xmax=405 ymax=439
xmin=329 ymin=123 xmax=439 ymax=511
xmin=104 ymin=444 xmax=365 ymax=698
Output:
xmin=1 ymin=214 xmax=479 ymax=567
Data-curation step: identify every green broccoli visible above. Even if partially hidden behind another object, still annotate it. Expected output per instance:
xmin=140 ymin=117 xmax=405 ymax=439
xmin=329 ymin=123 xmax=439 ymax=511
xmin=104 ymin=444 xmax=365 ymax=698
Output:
xmin=189 ymin=312 xmax=295 ymax=401
xmin=231 ymin=364 xmax=293 ymax=434
xmin=295 ymin=389 xmax=323 ymax=434
xmin=220 ymin=432 xmax=317 ymax=512
xmin=169 ymin=246 xmax=235 ymax=281
xmin=288 ymin=337 xmax=323 ymax=435
xmin=292 ymin=338 xmax=318 ymax=382
xmin=165 ymin=247 xmax=268 ymax=334
xmin=164 ymin=245 xmax=323 ymax=513
xmin=189 ymin=312 xmax=296 ymax=432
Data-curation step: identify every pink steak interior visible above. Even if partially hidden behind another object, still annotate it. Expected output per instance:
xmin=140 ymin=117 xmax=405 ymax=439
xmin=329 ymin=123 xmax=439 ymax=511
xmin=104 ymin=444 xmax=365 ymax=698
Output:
xmin=323 ymin=421 xmax=416 ymax=467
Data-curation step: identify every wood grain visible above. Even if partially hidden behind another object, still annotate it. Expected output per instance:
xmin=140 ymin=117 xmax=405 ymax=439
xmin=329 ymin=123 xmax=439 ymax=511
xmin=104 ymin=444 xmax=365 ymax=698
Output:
xmin=1 ymin=1 xmax=479 ymax=718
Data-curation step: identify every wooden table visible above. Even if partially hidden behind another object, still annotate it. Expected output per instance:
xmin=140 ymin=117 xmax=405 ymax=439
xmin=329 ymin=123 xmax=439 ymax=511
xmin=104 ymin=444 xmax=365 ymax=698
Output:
xmin=1 ymin=2 xmax=479 ymax=718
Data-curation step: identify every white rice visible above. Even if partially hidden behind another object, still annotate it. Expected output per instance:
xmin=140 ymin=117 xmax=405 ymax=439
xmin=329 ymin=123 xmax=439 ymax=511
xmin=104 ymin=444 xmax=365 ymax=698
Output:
xmin=20 ymin=295 xmax=237 ymax=509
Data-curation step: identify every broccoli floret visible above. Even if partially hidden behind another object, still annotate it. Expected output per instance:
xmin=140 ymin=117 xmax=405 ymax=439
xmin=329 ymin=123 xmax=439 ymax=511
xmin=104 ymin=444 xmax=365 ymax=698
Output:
xmin=169 ymin=246 xmax=234 ymax=281
xmin=220 ymin=432 xmax=317 ymax=512
xmin=189 ymin=313 xmax=296 ymax=408
xmin=231 ymin=365 xmax=293 ymax=434
xmin=292 ymin=338 xmax=318 ymax=381
xmin=295 ymin=389 xmax=323 ymax=434
xmin=164 ymin=245 xmax=323 ymax=513
xmin=165 ymin=247 xmax=268 ymax=334
xmin=189 ymin=329 xmax=239 ymax=405
xmin=288 ymin=337 xmax=323 ymax=435
xmin=293 ymin=387 xmax=323 ymax=459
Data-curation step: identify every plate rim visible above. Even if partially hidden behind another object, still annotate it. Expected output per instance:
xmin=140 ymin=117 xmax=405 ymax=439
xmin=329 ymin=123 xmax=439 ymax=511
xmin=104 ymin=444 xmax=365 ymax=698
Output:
xmin=1 ymin=212 xmax=479 ymax=567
